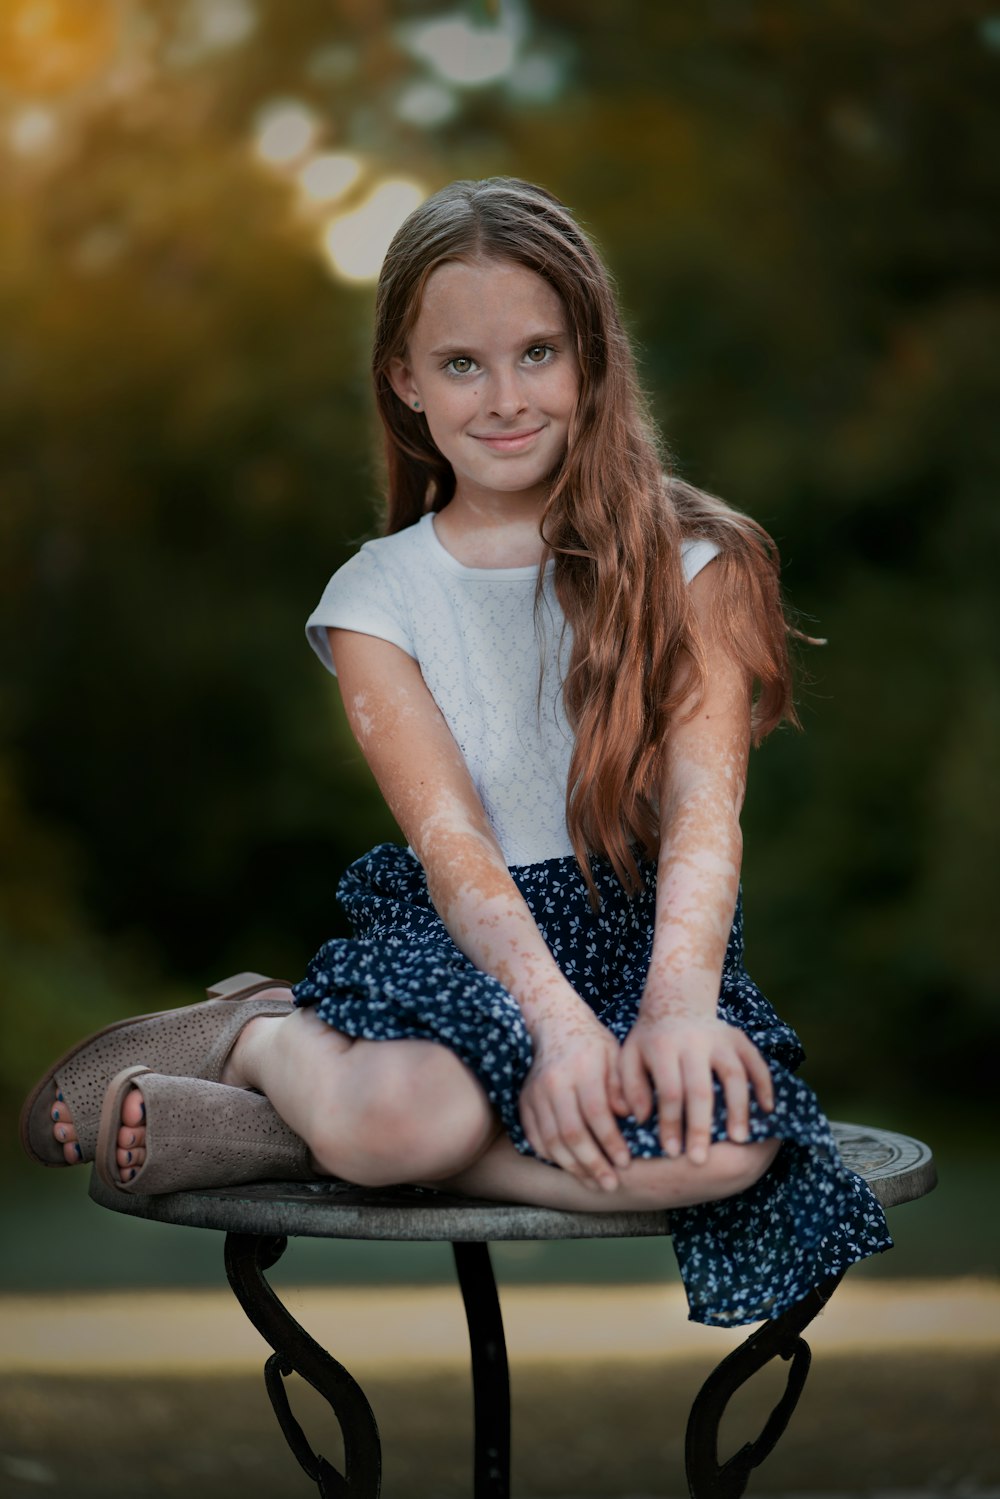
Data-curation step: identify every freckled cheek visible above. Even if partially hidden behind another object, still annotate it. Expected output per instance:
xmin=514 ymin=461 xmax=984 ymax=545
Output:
xmin=551 ymin=364 xmax=580 ymax=417
xmin=424 ymin=386 xmax=480 ymax=435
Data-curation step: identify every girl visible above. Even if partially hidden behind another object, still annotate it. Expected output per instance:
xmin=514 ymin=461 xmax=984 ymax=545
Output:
xmin=22 ymin=177 xmax=891 ymax=1327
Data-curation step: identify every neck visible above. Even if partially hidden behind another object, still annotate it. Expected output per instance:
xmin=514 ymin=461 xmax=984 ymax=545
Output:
xmin=434 ymin=486 xmax=549 ymax=569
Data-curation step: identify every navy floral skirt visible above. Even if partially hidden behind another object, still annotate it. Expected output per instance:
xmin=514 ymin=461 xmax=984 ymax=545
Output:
xmin=293 ymin=842 xmax=892 ymax=1326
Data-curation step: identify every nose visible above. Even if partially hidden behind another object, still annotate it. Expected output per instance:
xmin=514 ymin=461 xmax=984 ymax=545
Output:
xmin=486 ymin=367 xmax=528 ymax=421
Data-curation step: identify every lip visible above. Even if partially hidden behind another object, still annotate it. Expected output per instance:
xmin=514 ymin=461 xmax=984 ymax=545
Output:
xmin=472 ymin=426 xmax=545 ymax=453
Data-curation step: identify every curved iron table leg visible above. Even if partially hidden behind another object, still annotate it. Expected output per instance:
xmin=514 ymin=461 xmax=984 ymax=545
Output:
xmin=224 ymin=1232 xmax=382 ymax=1497
xmin=452 ymin=1241 xmax=511 ymax=1499
xmin=684 ymin=1271 xmax=844 ymax=1499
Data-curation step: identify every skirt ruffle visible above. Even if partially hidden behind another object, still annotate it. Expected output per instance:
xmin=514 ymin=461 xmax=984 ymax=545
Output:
xmin=293 ymin=842 xmax=892 ymax=1326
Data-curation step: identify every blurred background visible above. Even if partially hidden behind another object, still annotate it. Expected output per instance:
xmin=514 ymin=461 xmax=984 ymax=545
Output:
xmin=0 ymin=3 xmax=998 ymax=1492
xmin=4 ymin=0 xmax=998 ymax=1242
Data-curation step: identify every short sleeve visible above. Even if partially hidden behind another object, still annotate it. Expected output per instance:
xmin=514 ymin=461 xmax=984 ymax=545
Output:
xmin=305 ymin=545 xmax=416 ymax=676
xmin=680 ymin=537 xmax=721 ymax=584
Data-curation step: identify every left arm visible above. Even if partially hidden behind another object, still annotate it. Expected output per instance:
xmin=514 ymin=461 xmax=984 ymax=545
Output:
xmin=619 ymin=559 xmax=775 ymax=1162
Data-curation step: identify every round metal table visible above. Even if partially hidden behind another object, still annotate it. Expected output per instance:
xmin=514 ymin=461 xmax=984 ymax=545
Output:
xmin=89 ymin=1120 xmax=936 ymax=1499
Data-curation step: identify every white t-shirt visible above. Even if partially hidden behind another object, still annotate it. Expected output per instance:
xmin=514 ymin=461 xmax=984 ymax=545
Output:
xmin=306 ymin=512 xmax=720 ymax=866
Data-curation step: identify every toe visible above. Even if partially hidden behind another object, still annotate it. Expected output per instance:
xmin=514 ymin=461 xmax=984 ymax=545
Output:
xmin=51 ymin=1096 xmax=77 ymax=1134
xmin=115 ymin=1088 xmax=147 ymax=1181
xmin=52 ymin=1091 xmax=84 ymax=1165
xmin=117 ymin=1122 xmax=147 ymax=1151
xmin=121 ymin=1088 xmax=146 ymax=1129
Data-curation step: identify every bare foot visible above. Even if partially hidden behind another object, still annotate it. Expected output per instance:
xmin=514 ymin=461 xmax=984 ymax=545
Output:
xmin=51 ymin=1086 xmax=147 ymax=1180
xmin=219 ymin=987 xmax=296 ymax=1088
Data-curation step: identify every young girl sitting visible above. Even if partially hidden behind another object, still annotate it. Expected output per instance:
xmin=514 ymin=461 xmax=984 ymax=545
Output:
xmin=22 ymin=177 xmax=891 ymax=1327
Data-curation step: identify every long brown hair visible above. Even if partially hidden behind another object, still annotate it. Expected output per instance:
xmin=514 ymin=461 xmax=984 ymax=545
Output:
xmin=372 ymin=178 xmax=798 ymax=897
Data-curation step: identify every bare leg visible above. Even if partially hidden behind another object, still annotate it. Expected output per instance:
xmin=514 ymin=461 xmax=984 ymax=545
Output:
xmin=232 ymin=1011 xmax=780 ymax=1208
xmin=53 ymin=989 xmax=779 ymax=1206
xmin=430 ymin=1130 xmax=781 ymax=1213
xmin=226 ymin=1005 xmax=502 ymax=1186
xmin=233 ymin=1009 xmax=780 ymax=1207
xmin=53 ymin=994 xmax=499 ymax=1187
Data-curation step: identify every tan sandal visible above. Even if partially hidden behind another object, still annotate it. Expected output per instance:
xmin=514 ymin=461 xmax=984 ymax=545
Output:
xmin=96 ymin=1066 xmax=317 ymax=1195
xmin=19 ymin=973 xmax=294 ymax=1168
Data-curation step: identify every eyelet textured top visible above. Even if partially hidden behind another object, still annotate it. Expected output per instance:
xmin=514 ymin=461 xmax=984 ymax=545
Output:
xmin=306 ymin=513 xmax=720 ymax=866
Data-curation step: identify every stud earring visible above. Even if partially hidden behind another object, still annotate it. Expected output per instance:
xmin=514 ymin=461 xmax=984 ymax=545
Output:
xmin=412 ymin=400 xmax=422 ymax=411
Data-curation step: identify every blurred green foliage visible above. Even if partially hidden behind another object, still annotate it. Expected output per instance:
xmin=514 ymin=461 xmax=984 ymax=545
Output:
xmin=2 ymin=1 xmax=998 ymax=1165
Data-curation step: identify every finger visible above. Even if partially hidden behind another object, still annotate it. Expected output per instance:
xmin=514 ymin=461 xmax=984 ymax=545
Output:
xmin=716 ymin=1052 xmax=750 ymax=1144
xmin=578 ymin=1075 xmax=631 ymax=1172
xmin=519 ymin=1099 xmax=551 ymax=1165
xmin=116 ymin=1144 xmax=147 ymax=1169
xmin=679 ymin=1054 xmax=715 ymax=1166
xmin=650 ymin=1050 xmax=684 ymax=1158
xmin=737 ymin=1035 xmax=775 ymax=1113
xmin=606 ymin=1054 xmax=631 ymax=1121
xmin=620 ymin=1042 xmax=654 ymax=1124
xmin=551 ymin=1094 xmax=620 ymax=1191
xmin=533 ymin=1097 xmax=600 ymax=1187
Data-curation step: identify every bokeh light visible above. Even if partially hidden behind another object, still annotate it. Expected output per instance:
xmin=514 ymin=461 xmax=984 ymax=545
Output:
xmin=297 ymin=151 xmax=362 ymax=205
xmin=254 ymin=98 xmax=318 ymax=167
xmin=401 ymin=3 xmax=525 ymax=88
xmin=8 ymin=104 xmax=58 ymax=155
xmin=322 ymin=179 xmax=425 ymax=283
xmin=165 ymin=0 xmax=258 ymax=68
xmin=189 ymin=0 xmax=256 ymax=51
xmin=395 ymin=80 xmax=458 ymax=127
xmin=507 ymin=52 xmax=564 ymax=104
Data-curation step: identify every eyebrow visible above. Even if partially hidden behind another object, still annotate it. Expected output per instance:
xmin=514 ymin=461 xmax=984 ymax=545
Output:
xmin=427 ymin=329 xmax=568 ymax=358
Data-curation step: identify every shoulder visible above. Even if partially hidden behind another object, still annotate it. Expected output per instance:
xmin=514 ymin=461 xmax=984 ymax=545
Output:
xmin=341 ymin=516 xmax=431 ymax=578
xmin=367 ymin=515 xmax=432 ymax=559
xmin=305 ymin=518 xmax=431 ymax=674
xmin=318 ymin=516 xmax=432 ymax=597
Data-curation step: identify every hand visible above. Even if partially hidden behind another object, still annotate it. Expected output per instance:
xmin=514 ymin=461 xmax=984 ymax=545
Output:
xmin=619 ymin=1012 xmax=774 ymax=1165
xmin=519 ymin=1011 xmax=633 ymax=1192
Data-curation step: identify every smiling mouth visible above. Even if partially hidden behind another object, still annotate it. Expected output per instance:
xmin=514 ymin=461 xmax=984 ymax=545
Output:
xmin=473 ymin=427 xmax=545 ymax=452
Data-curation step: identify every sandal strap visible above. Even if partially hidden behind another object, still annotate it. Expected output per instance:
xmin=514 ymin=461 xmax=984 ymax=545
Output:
xmin=205 ymin=973 xmax=291 ymax=1001
xmin=98 ymin=1069 xmax=315 ymax=1195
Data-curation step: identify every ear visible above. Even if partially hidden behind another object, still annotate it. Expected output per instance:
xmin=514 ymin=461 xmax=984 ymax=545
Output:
xmin=387 ymin=356 xmax=421 ymax=411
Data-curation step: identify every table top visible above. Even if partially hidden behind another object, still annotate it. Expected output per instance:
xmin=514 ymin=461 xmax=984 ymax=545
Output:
xmin=87 ymin=1121 xmax=936 ymax=1243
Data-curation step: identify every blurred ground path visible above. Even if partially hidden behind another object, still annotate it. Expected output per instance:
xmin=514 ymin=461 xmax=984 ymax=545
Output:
xmin=2 ymin=1277 xmax=999 ymax=1373
xmin=1 ymin=1279 xmax=997 ymax=1497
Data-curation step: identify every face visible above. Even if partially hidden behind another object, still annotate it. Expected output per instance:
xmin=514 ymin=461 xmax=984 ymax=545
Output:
xmin=388 ymin=257 xmax=579 ymax=511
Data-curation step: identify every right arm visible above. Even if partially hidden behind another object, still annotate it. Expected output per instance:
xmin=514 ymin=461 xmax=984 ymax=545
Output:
xmin=329 ymin=627 xmax=631 ymax=1189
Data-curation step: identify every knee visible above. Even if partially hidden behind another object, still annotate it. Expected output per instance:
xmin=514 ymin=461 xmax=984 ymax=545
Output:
xmin=306 ymin=1048 xmax=497 ymax=1187
xmin=337 ymin=1091 xmax=497 ymax=1187
xmin=709 ymin=1137 xmax=781 ymax=1197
